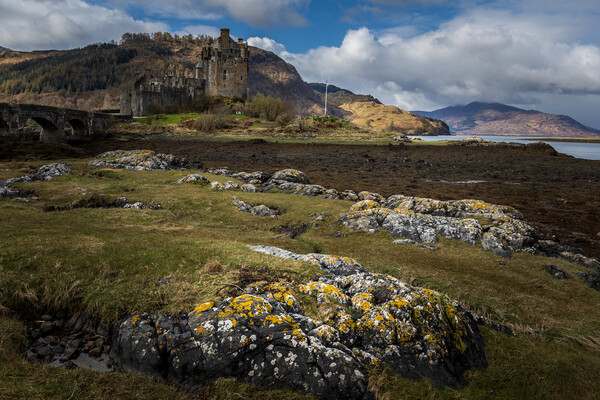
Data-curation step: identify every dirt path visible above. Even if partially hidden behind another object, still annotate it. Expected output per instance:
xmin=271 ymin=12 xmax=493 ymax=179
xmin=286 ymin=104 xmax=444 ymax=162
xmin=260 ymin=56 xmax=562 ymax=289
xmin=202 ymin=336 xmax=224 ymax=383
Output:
xmin=4 ymin=138 xmax=599 ymax=257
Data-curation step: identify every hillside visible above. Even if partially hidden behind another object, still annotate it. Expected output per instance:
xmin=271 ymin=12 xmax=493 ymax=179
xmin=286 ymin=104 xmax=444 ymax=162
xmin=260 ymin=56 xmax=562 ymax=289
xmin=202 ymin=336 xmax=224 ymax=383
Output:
xmin=0 ymin=46 xmax=10 ymax=52
xmin=0 ymin=34 xmax=446 ymax=134
xmin=338 ymin=101 xmax=449 ymax=135
xmin=413 ymin=102 xmax=600 ymax=137
xmin=248 ymin=47 xmax=344 ymax=117
xmin=306 ymin=83 xmax=448 ymax=134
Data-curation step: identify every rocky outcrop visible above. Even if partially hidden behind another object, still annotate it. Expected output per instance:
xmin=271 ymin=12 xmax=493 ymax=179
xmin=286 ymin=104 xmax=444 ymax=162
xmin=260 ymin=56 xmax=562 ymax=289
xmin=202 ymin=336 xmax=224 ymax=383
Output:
xmin=0 ymin=163 xmax=72 ymax=201
xmin=338 ymin=196 xmax=539 ymax=258
xmin=177 ymin=174 xmax=209 ymax=184
xmin=111 ymin=246 xmax=487 ymax=398
xmin=89 ymin=150 xmax=203 ymax=171
xmin=545 ymin=265 xmax=568 ymax=279
xmin=233 ymin=197 xmax=279 ymax=217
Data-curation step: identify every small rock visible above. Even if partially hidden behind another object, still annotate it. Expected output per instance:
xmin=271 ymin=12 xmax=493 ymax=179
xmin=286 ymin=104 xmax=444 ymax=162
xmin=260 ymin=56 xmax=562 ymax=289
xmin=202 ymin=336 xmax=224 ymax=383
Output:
xmin=114 ymin=197 xmax=128 ymax=208
xmin=223 ymin=181 xmax=239 ymax=191
xmin=123 ymin=202 xmax=144 ymax=210
xmin=241 ymin=184 xmax=257 ymax=192
xmin=576 ymin=272 xmax=600 ymax=291
xmin=64 ymin=347 xmax=80 ymax=360
xmin=156 ymin=276 xmax=172 ymax=286
xmin=88 ymin=347 xmax=102 ymax=358
xmin=177 ymin=174 xmax=209 ymax=184
xmin=40 ymin=321 xmax=54 ymax=333
xmin=545 ymin=265 xmax=568 ymax=279
xmin=84 ymin=341 xmax=95 ymax=353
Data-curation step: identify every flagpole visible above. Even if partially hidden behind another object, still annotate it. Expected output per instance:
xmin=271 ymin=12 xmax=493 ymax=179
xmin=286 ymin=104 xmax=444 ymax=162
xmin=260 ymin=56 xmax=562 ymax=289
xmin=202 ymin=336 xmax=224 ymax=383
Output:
xmin=324 ymin=80 xmax=328 ymax=117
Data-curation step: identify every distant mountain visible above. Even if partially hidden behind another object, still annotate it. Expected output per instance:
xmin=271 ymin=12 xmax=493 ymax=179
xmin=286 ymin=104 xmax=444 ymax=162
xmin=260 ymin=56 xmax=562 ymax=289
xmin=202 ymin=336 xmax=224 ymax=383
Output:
xmin=0 ymin=46 xmax=9 ymax=52
xmin=413 ymin=102 xmax=600 ymax=137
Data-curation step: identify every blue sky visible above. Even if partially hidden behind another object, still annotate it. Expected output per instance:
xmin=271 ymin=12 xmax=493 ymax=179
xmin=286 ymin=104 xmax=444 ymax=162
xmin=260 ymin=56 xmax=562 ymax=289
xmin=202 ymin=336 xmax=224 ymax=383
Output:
xmin=1 ymin=0 xmax=600 ymax=129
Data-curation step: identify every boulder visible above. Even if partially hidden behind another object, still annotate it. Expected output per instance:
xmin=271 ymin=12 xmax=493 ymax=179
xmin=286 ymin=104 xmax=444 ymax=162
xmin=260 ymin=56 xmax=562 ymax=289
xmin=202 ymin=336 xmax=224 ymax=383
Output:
xmin=241 ymin=184 xmax=257 ymax=193
xmin=112 ymin=247 xmax=487 ymax=397
xmin=30 ymin=163 xmax=73 ymax=181
xmin=177 ymin=174 xmax=209 ymax=184
xmin=545 ymin=265 xmax=568 ymax=279
xmin=270 ymin=169 xmax=309 ymax=184
xmin=89 ymin=150 xmax=202 ymax=171
xmin=233 ymin=198 xmax=279 ymax=217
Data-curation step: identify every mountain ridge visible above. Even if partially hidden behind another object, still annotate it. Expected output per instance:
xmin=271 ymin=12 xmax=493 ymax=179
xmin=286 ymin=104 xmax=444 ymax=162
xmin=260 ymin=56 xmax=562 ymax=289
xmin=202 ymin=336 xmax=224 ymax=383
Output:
xmin=413 ymin=101 xmax=600 ymax=137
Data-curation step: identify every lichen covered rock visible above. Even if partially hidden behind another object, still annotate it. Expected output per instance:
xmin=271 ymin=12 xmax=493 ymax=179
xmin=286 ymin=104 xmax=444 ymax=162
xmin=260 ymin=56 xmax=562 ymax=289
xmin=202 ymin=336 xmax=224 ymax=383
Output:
xmin=233 ymin=198 xmax=279 ymax=217
xmin=89 ymin=150 xmax=202 ymax=171
xmin=270 ymin=169 xmax=309 ymax=184
xmin=339 ymin=197 xmax=540 ymax=257
xmin=177 ymin=174 xmax=209 ymax=184
xmin=1 ymin=163 xmax=72 ymax=201
xmin=112 ymin=247 xmax=487 ymax=398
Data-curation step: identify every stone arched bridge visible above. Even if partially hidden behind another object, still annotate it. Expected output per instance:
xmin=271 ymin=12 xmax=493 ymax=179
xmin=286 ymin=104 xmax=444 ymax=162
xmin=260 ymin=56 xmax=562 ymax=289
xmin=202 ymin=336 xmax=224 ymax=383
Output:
xmin=0 ymin=103 xmax=128 ymax=142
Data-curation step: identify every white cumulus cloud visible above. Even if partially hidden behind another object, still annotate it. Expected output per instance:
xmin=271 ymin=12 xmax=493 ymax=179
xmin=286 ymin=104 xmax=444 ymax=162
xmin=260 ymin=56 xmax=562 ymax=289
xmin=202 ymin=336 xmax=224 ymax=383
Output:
xmin=248 ymin=37 xmax=287 ymax=54
xmin=0 ymin=0 xmax=167 ymax=50
xmin=258 ymin=9 xmax=600 ymax=127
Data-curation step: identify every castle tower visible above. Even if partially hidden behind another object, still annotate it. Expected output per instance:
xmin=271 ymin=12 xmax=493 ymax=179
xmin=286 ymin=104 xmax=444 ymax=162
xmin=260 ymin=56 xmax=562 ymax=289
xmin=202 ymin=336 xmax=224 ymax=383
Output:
xmin=220 ymin=28 xmax=230 ymax=50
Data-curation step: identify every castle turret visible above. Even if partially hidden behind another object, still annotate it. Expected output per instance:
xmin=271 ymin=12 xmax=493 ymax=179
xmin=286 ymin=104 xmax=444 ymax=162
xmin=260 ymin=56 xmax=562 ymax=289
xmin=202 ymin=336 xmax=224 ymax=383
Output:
xmin=238 ymin=38 xmax=247 ymax=58
xmin=220 ymin=28 xmax=230 ymax=50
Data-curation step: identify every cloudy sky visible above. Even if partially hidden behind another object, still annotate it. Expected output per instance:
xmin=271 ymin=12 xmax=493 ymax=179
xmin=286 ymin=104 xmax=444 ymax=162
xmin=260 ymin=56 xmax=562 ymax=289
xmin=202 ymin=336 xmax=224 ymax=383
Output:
xmin=1 ymin=0 xmax=600 ymax=128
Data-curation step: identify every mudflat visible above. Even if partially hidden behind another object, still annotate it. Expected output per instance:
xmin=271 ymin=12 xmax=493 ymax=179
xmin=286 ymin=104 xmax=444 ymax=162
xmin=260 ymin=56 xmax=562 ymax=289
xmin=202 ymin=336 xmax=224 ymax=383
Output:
xmin=3 ymin=138 xmax=599 ymax=257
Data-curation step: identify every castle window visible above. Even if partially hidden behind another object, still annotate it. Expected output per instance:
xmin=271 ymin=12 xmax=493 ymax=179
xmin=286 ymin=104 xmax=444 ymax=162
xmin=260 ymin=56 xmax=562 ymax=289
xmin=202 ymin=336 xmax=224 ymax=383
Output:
xmin=223 ymin=69 xmax=227 ymax=81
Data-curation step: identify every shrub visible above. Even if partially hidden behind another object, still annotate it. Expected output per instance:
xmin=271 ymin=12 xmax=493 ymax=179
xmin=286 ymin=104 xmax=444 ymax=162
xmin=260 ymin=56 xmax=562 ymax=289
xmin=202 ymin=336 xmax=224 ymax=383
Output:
xmin=191 ymin=94 xmax=214 ymax=113
xmin=276 ymin=113 xmax=292 ymax=127
xmin=311 ymin=115 xmax=346 ymax=129
xmin=297 ymin=117 xmax=310 ymax=131
xmin=192 ymin=114 xmax=229 ymax=132
xmin=148 ymin=101 xmax=164 ymax=116
xmin=247 ymin=93 xmax=290 ymax=121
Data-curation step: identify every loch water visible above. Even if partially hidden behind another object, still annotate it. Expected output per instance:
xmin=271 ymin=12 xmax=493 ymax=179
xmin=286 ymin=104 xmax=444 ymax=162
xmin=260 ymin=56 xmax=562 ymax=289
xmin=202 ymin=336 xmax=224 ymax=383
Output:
xmin=410 ymin=135 xmax=600 ymax=161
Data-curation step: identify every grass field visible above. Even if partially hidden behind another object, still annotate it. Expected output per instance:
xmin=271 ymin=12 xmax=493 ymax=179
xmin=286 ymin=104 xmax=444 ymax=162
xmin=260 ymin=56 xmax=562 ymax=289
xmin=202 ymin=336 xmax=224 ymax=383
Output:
xmin=1 ymin=158 xmax=599 ymax=399
xmin=113 ymin=112 xmax=457 ymax=147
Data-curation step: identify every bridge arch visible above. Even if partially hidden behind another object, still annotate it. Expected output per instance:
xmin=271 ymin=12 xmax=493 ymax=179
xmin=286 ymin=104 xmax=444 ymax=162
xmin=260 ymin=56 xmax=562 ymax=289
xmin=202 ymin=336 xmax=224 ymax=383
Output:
xmin=29 ymin=116 xmax=62 ymax=142
xmin=66 ymin=118 xmax=88 ymax=138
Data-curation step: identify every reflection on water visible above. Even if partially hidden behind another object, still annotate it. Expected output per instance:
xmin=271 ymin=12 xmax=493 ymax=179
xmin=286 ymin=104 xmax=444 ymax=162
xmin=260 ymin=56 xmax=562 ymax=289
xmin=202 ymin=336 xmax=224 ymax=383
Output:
xmin=410 ymin=135 xmax=600 ymax=160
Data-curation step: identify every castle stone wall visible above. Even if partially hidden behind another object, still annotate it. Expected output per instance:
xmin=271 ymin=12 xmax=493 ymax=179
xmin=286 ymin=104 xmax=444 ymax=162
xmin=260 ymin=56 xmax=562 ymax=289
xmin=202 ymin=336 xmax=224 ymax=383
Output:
xmin=120 ymin=28 xmax=248 ymax=116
